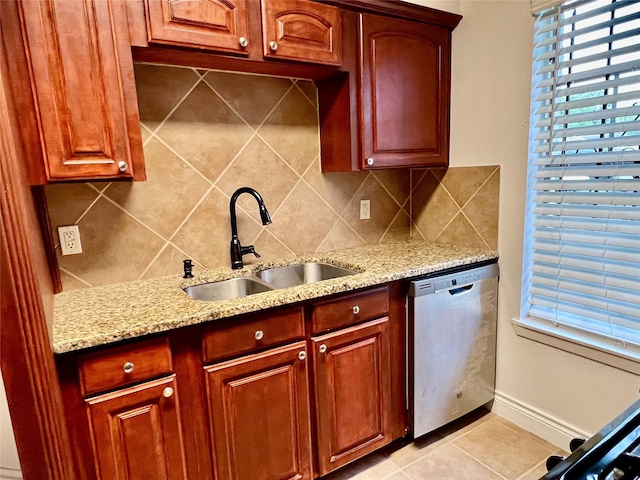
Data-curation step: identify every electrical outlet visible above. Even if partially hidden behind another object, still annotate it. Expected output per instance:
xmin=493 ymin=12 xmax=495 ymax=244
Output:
xmin=360 ymin=200 xmax=371 ymax=220
xmin=58 ymin=225 xmax=82 ymax=255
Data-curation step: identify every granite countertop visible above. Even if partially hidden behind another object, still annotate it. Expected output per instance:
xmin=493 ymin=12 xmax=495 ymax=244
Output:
xmin=52 ymin=240 xmax=498 ymax=354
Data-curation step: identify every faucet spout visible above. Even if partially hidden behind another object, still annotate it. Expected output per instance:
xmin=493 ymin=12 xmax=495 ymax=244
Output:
xmin=229 ymin=187 xmax=272 ymax=270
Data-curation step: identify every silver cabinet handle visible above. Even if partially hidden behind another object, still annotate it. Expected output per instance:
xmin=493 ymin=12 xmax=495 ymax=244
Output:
xmin=117 ymin=161 xmax=128 ymax=172
xmin=255 ymin=330 xmax=264 ymax=341
xmin=269 ymin=41 xmax=278 ymax=51
xmin=239 ymin=36 xmax=248 ymax=48
xmin=352 ymin=305 xmax=360 ymax=315
xmin=366 ymin=157 xmax=374 ymax=166
xmin=123 ymin=361 xmax=134 ymax=374
xmin=298 ymin=351 xmax=306 ymax=360
xmin=163 ymin=387 xmax=174 ymax=398
xmin=319 ymin=344 xmax=327 ymax=354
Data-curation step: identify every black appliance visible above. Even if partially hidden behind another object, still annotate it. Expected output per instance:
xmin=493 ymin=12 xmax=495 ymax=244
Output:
xmin=541 ymin=399 xmax=640 ymax=480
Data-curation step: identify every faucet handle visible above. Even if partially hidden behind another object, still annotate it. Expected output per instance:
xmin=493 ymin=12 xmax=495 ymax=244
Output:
xmin=241 ymin=245 xmax=261 ymax=259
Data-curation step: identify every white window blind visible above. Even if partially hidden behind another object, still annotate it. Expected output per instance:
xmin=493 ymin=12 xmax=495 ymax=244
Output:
xmin=524 ymin=0 xmax=640 ymax=355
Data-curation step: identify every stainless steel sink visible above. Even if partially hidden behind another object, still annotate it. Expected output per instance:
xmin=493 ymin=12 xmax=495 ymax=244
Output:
xmin=255 ymin=262 xmax=357 ymax=289
xmin=184 ymin=277 xmax=273 ymax=301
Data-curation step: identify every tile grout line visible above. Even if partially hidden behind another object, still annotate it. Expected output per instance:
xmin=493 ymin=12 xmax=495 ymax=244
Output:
xmin=458 ymin=165 xmax=500 ymax=211
xmin=514 ymin=458 xmax=548 ymax=480
xmin=58 ymin=267 xmax=94 ymax=288
xmin=449 ymin=443 xmax=510 ymax=480
xmin=145 ymin=75 xmax=203 ymax=137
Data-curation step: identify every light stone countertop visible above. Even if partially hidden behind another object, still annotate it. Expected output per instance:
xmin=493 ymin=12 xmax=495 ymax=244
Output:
xmin=52 ymin=240 xmax=498 ymax=354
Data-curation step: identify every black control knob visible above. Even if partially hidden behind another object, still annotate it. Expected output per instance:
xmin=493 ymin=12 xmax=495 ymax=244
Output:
xmin=546 ymin=455 xmax=566 ymax=472
xmin=569 ymin=438 xmax=586 ymax=452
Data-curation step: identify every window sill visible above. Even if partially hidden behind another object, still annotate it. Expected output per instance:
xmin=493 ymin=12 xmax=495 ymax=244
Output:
xmin=512 ymin=317 xmax=640 ymax=375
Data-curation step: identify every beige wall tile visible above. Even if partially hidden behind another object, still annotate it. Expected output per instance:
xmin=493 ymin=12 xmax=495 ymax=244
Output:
xmin=216 ymin=135 xmax=299 ymax=220
xmin=58 ymin=198 xmax=165 ymax=287
xmin=434 ymin=165 xmax=497 ymax=208
xmin=303 ymin=158 xmax=368 ymax=214
xmin=317 ymin=219 xmax=365 ymax=252
xmin=412 ymin=171 xmax=459 ymax=241
xmin=372 ymin=170 xmax=411 ymax=207
xmin=463 ymin=167 xmax=500 ymax=249
xmin=295 ymin=80 xmax=318 ymax=107
xmin=47 ymin=66 xmax=504 ymax=291
xmin=203 ymin=71 xmax=293 ymax=128
xmin=45 ymin=183 xmax=99 ymax=240
xmin=134 ymin=64 xmax=199 ymax=131
xmin=104 ymin=138 xmax=211 ymax=238
xmin=342 ymin=176 xmax=402 ymax=244
xmin=140 ymin=243 xmax=202 ymax=280
xmin=258 ymin=86 xmax=320 ymax=175
xmin=155 ymin=81 xmax=254 ymax=183
xmin=436 ymin=212 xmax=489 ymax=249
xmin=268 ymin=182 xmax=338 ymax=254
xmin=171 ymin=188 xmax=262 ymax=269
xmin=59 ymin=270 xmax=93 ymax=291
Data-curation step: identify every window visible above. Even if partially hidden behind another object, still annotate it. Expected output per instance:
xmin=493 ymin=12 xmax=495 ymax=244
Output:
xmin=520 ymin=0 xmax=640 ymax=363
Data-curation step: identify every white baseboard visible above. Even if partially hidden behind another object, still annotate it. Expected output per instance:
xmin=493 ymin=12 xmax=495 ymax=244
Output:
xmin=0 ymin=466 xmax=21 ymax=480
xmin=491 ymin=390 xmax=592 ymax=451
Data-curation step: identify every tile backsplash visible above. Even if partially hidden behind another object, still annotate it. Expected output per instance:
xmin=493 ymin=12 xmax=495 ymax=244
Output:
xmin=44 ymin=64 xmax=499 ymax=291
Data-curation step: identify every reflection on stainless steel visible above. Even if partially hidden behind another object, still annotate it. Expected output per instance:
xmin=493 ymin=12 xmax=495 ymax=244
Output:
xmin=183 ymin=277 xmax=273 ymax=301
xmin=409 ymin=262 xmax=499 ymax=438
xmin=255 ymin=263 xmax=357 ymax=289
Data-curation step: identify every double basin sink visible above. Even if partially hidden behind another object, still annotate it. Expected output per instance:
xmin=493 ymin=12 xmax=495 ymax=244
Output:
xmin=184 ymin=263 xmax=358 ymax=302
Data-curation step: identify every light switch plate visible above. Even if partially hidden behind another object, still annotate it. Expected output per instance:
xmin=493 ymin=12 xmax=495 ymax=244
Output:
xmin=58 ymin=225 xmax=82 ymax=255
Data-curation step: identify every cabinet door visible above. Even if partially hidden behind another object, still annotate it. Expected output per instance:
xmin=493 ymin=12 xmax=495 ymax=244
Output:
xmin=205 ymin=342 xmax=313 ymax=480
xmin=17 ymin=0 xmax=145 ymax=183
xmin=361 ymin=14 xmax=451 ymax=169
xmin=85 ymin=375 xmax=188 ymax=480
xmin=145 ymin=0 xmax=250 ymax=54
xmin=312 ymin=317 xmax=391 ymax=475
xmin=261 ymin=0 xmax=342 ymax=65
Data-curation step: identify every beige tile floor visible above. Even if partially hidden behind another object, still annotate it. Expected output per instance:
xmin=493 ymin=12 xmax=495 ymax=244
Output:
xmin=322 ymin=409 xmax=569 ymax=480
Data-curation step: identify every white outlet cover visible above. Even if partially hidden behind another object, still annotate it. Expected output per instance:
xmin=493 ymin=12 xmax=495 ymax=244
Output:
xmin=360 ymin=200 xmax=371 ymax=220
xmin=58 ymin=225 xmax=82 ymax=255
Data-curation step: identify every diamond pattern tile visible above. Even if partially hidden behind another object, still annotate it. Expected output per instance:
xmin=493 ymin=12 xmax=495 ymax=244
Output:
xmin=45 ymin=63 xmax=500 ymax=291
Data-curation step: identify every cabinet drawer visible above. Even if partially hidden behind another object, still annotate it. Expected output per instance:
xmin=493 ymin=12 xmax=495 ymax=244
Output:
xmin=311 ymin=286 xmax=389 ymax=333
xmin=203 ymin=307 xmax=304 ymax=363
xmin=78 ymin=338 xmax=172 ymax=397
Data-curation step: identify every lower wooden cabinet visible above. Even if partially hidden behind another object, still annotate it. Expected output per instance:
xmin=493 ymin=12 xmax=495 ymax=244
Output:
xmin=85 ymin=375 xmax=188 ymax=480
xmin=60 ymin=284 xmax=406 ymax=480
xmin=204 ymin=341 xmax=313 ymax=480
xmin=312 ymin=318 xmax=391 ymax=475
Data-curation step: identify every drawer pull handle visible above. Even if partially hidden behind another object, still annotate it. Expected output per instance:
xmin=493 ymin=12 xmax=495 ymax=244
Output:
xmin=239 ymin=36 xmax=248 ymax=48
xmin=117 ymin=161 xmax=128 ymax=173
xmin=269 ymin=41 xmax=278 ymax=51
xmin=163 ymin=387 xmax=174 ymax=398
xmin=255 ymin=330 xmax=264 ymax=341
xmin=298 ymin=351 xmax=306 ymax=360
xmin=319 ymin=344 xmax=327 ymax=354
xmin=123 ymin=362 xmax=135 ymax=374
xmin=352 ymin=305 xmax=360 ymax=315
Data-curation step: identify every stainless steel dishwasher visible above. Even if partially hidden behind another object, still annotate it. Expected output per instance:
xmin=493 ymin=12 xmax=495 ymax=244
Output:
xmin=408 ymin=261 xmax=499 ymax=438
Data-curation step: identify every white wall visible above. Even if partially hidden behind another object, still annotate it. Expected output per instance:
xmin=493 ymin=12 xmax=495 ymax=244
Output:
xmin=404 ymin=0 xmax=640 ymax=447
xmin=0 ymin=373 xmax=21 ymax=480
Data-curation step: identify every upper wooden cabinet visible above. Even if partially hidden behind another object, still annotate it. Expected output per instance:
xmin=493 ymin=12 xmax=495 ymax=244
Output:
xmin=145 ymin=0 xmax=251 ymax=54
xmin=11 ymin=0 xmax=145 ymax=184
xmin=361 ymin=14 xmax=451 ymax=169
xmin=318 ymin=6 xmax=462 ymax=171
xmin=142 ymin=0 xmax=342 ymax=65
xmin=261 ymin=0 xmax=342 ymax=65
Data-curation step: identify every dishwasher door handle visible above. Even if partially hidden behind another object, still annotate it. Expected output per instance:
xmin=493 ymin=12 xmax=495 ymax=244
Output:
xmin=448 ymin=284 xmax=474 ymax=295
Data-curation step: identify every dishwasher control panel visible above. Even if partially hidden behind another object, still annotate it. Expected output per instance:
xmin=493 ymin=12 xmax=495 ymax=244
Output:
xmin=409 ymin=262 xmax=499 ymax=296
